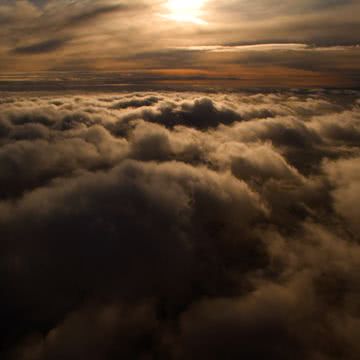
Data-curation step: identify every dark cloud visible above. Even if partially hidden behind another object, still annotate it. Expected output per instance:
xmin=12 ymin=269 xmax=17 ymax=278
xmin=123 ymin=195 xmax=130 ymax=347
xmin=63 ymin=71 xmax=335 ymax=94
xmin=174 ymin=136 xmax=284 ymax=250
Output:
xmin=111 ymin=96 xmax=161 ymax=109
xmin=12 ymin=39 xmax=68 ymax=55
xmin=0 ymin=90 xmax=360 ymax=359
xmin=64 ymin=3 xmax=134 ymax=27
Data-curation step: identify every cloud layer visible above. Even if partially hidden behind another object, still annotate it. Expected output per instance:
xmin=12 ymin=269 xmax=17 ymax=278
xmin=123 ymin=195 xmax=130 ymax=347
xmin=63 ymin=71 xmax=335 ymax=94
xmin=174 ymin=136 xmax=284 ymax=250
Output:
xmin=0 ymin=90 xmax=360 ymax=359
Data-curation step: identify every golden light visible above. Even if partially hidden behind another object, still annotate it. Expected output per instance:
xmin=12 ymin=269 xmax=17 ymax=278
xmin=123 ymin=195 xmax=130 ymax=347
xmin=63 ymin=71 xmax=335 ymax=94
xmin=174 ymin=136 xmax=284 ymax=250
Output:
xmin=164 ymin=0 xmax=207 ymax=25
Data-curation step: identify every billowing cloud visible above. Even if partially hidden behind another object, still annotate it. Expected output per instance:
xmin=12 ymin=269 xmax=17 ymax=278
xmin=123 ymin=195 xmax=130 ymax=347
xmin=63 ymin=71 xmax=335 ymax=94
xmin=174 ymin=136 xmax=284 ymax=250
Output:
xmin=0 ymin=90 xmax=360 ymax=359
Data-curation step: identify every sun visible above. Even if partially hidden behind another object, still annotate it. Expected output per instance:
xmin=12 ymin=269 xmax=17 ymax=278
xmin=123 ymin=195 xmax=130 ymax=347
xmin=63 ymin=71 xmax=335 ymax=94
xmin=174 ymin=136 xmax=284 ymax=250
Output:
xmin=164 ymin=0 xmax=207 ymax=25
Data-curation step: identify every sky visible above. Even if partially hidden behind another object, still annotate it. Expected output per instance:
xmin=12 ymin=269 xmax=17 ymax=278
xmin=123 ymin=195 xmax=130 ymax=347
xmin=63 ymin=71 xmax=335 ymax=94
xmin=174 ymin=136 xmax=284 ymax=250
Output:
xmin=0 ymin=0 xmax=360 ymax=87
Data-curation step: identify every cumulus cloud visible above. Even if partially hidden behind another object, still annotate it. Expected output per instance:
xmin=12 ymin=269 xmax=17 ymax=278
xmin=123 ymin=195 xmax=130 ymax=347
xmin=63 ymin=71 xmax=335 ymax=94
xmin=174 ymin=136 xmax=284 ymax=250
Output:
xmin=0 ymin=90 xmax=360 ymax=359
xmin=324 ymin=156 xmax=360 ymax=233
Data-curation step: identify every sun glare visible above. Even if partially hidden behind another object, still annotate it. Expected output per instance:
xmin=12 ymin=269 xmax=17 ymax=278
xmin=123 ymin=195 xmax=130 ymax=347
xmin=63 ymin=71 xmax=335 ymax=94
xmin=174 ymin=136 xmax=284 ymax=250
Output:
xmin=165 ymin=0 xmax=207 ymax=25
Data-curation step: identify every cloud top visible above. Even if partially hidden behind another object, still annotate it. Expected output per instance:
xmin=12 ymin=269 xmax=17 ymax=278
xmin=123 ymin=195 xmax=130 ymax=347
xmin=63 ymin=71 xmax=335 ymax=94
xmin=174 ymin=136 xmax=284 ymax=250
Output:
xmin=0 ymin=89 xmax=360 ymax=359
